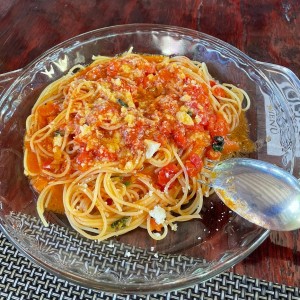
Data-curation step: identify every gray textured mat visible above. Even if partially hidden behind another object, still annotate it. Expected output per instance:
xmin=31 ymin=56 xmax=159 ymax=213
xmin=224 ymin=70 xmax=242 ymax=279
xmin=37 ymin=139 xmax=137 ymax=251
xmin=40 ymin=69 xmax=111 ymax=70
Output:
xmin=1 ymin=231 xmax=299 ymax=300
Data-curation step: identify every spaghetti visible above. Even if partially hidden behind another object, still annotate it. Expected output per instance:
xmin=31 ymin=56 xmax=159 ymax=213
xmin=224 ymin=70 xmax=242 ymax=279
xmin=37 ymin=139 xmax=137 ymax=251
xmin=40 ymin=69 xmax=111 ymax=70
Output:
xmin=24 ymin=51 xmax=254 ymax=241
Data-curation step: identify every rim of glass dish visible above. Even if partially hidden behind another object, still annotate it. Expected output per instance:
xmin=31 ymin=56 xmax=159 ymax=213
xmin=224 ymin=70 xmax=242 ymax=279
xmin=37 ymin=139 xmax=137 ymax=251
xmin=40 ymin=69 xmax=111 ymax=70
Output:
xmin=0 ymin=221 xmax=269 ymax=294
xmin=0 ymin=23 xmax=272 ymax=294
xmin=1 ymin=23 xmax=273 ymax=100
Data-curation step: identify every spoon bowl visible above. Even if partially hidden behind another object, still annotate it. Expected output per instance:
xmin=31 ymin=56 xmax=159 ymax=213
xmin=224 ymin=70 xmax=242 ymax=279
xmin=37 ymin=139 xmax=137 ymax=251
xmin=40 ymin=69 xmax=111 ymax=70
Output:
xmin=209 ymin=158 xmax=300 ymax=231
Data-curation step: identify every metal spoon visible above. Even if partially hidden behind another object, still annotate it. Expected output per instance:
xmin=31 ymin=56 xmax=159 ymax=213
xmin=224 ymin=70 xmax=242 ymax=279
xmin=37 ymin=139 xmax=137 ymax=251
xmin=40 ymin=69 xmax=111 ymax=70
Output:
xmin=208 ymin=158 xmax=300 ymax=231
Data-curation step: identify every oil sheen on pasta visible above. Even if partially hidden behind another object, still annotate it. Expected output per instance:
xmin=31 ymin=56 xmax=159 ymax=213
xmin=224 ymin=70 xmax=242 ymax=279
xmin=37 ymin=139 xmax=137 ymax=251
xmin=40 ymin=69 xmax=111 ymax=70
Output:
xmin=24 ymin=51 xmax=254 ymax=241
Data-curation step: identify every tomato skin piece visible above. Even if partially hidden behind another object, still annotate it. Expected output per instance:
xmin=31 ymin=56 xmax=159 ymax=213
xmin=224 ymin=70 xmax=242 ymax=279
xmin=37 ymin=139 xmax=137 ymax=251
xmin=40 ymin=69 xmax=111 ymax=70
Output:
xmin=106 ymin=60 xmax=122 ymax=77
xmin=209 ymin=80 xmax=216 ymax=87
xmin=161 ymin=120 xmax=173 ymax=136
xmin=37 ymin=101 xmax=59 ymax=127
xmin=222 ymin=137 xmax=240 ymax=154
xmin=122 ymin=120 xmax=146 ymax=150
xmin=94 ymin=147 xmax=118 ymax=162
xmin=150 ymin=218 xmax=162 ymax=232
xmin=75 ymin=150 xmax=92 ymax=171
xmin=37 ymin=101 xmax=59 ymax=117
xmin=42 ymin=158 xmax=54 ymax=170
xmin=184 ymin=83 xmax=208 ymax=99
xmin=186 ymin=161 xmax=198 ymax=177
xmin=185 ymin=153 xmax=203 ymax=177
xmin=189 ymin=153 xmax=203 ymax=169
xmin=157 ymin=163 xmax=180 ymax=188
xmin=172 ymin=124 xmax=188 ymax=149
xmin=76 ymin=150 xmax=91 ymax=164
xmin=189 ymin=123 xmax=205 ymax=133
xmin=213 ymin=86 xmax=227 ymax=98
xmin=106 ymin=198 xmax=113 ymax=206
xmin=158 ymin=68 xmax=175 ymax=82
xmin=31 ymin=176 xmax=48 ymax=193
xmin=26 ymin=147 xmax=41 ymax=173
xmin=206 ymin=146 xmax=222 ymax=160
xmin=209 ymin=114 xmax=230 ymax=137
xmin=173 ymin=131 xmax=187 ymax=149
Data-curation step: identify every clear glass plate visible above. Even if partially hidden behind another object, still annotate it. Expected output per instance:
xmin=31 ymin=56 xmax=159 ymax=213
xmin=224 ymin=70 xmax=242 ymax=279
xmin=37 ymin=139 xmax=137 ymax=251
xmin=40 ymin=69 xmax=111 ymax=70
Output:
xmin=0 ymin=24 xmax=299 ymax=294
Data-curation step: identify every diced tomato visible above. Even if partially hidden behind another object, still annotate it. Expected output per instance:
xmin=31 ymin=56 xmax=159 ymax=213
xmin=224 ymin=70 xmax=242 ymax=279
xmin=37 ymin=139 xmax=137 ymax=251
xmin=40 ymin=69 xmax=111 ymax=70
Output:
xmin=209 ymin=114 xmax=229 ymax=137
xmin=122 ymin=120 xmax=146 ymax=150
xmin=26 ymin=148 xmax=41 ymax=173
xmin=172 ymin=124 xmax=188 ymax=149
xmin=53 ymin=147 xmax=62 ymax=161
xmin=37 ymin=101 xmax=59 ymax=117
xmin=144 ymin=64 xmax=156 ymax=75
xmin=189 ymin=123 xmax=205 ymax=133
xmin=42 ymin=158 xmax=54 ymax=170
xmin=150 ymin=218 xmax=162 ymax=232
xmin=222 ymin=138 xmax=240 ymax=154
xmin=161 ymin=120 xmax=173 ymax=136
xmin=173 ymin=131 xmax=188 ymax=149
xmin=94 ymin=147 xmax=118 ymax=162
xmin=31 ymin=176 xmax=48 ymax=192
xmin=46 ymin=185 xmax=64 ymax=214
xmin=213 ymin=86 xmax=227 ymax=98
xmin=197 ymin=111 xmax=210 ymax=126
xmin=157 ymin=163 xmax=180 ymax=188
xmin=37 ymin=115 xmax=48 ymax=128
xmin=184 ymin=83 xmax=208 ymax=99
xmin=106 ymin=198 xmax=113 ymax=206
xmin=41 ymin=138 xmax=54 ymax=153
xmin=75 ymin=150 xmax=92 ymax=171
xmin=207 ymin=114 xmax=216 ymax=132
xmin=37 ymin=102 xmax=60 ymax=128
xmin=209 ymin=80 xmax=216 ymax=87
xmin=85 ymin=65 xmax=106 ymax=80
xmin=123 ymin=127 xmax=138 ymax=145
xmin=106 ymin=60 xmax=122 ymax=77
xmin=142 ymin=75 xmax=151 ymax=88
xmin=157 ymin=96 xmax=179 ymax=114
xmin=141 ymin=66 xmax=156 ymax=87
xmin=189 ymin=153 xmax=203 ymax=169
xmin=154 ymin=119 xmax=173 ymax=144
xmin=185 ymin=161 xmax=198 ymax=177
xmin=189 ymin=140 xmax=208 ymax=158
xmin=158 ymin=68 xmax=175 ymax=82
xmin=47 ymin=115 xmax=56 ymax=123
xmin=205 ymin=146 xmax=222 ymax=160
xmin=185 ymin=153 xmax=203 ymax=177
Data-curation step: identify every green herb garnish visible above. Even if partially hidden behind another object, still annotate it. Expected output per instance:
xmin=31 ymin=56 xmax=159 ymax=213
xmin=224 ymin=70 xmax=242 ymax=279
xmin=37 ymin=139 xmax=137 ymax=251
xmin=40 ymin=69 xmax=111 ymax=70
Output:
xmin=54 ymin=129 xmax=64 ymax=137
xmin=117 ymin=99 xmax=128 ymax=108
xmin=111 ymin=217 xmax=130 ymax=230
xmin=212 ymin=144 xmax=223 ymax=152
xmin=212 ymin=136 xmax=225 ymax=152
xmin=123 ymin=181 xmax=131 ymax=187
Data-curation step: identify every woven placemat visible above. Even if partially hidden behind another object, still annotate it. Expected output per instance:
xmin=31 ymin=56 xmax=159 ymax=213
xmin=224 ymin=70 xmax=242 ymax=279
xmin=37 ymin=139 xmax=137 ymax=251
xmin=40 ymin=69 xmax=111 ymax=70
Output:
xmin=0 ymin=231 xmax=299 ymax=300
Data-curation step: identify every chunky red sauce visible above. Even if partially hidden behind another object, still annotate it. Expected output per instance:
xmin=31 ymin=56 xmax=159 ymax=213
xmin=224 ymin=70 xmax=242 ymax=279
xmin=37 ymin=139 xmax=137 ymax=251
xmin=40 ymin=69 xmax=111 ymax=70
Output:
xmin=26 ymin=54 xmax=254 ymax=213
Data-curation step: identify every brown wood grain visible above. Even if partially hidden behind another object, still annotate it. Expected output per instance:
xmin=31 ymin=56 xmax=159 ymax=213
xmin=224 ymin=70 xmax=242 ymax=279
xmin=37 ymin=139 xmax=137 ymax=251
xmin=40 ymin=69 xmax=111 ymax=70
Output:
xmin=0 ymin=0 xmax=299 ymax=287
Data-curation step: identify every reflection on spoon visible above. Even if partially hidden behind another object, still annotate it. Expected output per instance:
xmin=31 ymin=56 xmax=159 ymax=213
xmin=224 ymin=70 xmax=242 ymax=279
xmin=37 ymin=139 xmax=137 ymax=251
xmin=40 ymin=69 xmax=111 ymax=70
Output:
xmin=206 ymin=158 xmax=300 ymax=231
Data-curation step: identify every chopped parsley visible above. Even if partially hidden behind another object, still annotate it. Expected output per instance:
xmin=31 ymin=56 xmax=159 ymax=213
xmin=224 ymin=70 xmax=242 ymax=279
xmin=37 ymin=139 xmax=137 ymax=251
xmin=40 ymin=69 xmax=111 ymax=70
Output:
xmin=212 ymin=136 xmax=225 ymax=152
xmin=111 ymin=217 xmax=130 ymax=230
xmin=187 ymin=110 xmax=193 ymax=117
xmin=117 ymin=99 xmax=128 ymax=108
xmin=54 ymin=129 xmax=64 ymax=137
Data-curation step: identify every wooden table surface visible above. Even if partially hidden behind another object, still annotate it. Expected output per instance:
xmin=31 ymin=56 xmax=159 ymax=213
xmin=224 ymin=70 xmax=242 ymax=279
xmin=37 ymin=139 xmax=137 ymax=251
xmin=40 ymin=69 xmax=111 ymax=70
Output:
xmin=0 ymin=0 xmax=300 ymax=287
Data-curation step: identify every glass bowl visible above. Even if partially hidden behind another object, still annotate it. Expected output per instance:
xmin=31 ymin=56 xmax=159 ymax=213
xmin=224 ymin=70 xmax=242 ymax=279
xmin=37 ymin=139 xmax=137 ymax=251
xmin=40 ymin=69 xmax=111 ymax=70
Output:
xmin=0 ymin=24 xmax=299 ymax=294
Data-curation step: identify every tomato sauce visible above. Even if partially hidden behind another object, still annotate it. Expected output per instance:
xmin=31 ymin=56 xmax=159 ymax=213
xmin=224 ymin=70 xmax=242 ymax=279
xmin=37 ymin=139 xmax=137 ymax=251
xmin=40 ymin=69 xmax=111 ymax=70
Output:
xmin=27 ymin=54 xmax=254 ymax=202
